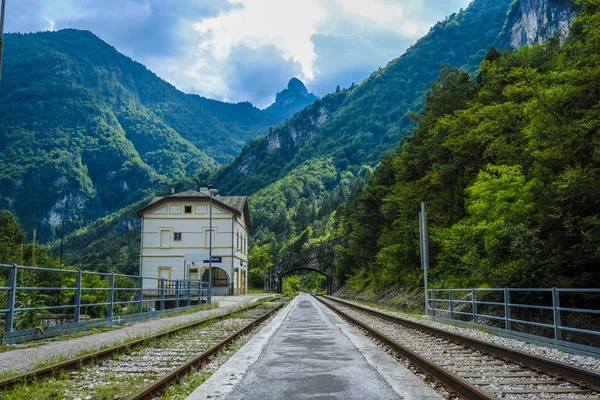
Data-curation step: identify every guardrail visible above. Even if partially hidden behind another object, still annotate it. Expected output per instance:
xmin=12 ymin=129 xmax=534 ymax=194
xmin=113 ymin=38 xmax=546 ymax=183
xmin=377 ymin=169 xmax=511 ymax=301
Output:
xmin=0 ymin=264 xmax=211 ymax=344
xmin=428 ymin=288 xmax=600 ymax=357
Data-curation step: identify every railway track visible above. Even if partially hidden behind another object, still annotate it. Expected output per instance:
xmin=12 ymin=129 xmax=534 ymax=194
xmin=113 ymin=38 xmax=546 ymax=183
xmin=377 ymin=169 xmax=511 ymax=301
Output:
xmin=0 ymin=299 xmax=284 ymax=399
xmin=316 ymin=295 xmax=600 ymax=400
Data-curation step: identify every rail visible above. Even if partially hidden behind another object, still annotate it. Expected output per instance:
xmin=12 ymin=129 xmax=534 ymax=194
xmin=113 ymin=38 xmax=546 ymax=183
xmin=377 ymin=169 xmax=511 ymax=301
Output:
xmin=321 ymin=295 xmax=600 ymax=397
xmin=428 ymin=288 xmax=600 ymax=356
xmin=0 ymin=263 xmax=211 ymax=344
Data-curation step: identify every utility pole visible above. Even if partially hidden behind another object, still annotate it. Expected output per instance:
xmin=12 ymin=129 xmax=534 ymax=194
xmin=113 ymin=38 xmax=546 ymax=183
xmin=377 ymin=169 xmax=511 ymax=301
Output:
xmin=32 ymin=229 xmax=36 ymax=266
xmin=208 ymin=187 xmax=219 ymax=304
xmin=0 ymin=0 xmax=6 ymax=83
xmin=60 ymin=219 xmax=71 ymax=268
xmin=419 ymin=202 xmax=430 ymax=316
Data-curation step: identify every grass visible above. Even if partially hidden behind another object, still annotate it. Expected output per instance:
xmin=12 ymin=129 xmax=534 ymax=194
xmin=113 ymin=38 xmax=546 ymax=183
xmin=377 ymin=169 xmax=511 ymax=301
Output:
xmin=247 ymin=286 xmax=266 ymax=294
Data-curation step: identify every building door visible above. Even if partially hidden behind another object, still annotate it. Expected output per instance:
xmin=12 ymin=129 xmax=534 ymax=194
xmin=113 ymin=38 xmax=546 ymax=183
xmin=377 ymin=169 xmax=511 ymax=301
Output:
xmin=242 ymin=270 xmax=247 ymax=294
xmin=158 ymin=266 xmax=172 ymax=287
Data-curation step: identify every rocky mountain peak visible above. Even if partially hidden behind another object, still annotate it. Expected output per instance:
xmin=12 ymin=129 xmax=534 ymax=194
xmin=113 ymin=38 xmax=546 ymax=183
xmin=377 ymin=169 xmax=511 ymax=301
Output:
xmin=285 ymin=77 xmax=310 ymax=98
xmin=265 ymin=78 xmax=318 ymax=119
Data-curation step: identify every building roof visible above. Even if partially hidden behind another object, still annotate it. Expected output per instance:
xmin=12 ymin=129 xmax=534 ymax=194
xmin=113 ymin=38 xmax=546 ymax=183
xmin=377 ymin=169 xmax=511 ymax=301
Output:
xmin=137 ymin=189 xmax=251 ymax=228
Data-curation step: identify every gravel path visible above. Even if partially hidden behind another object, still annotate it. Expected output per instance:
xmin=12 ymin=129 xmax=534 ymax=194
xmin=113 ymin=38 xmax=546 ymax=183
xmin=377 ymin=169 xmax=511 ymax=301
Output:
xmin=0 ymin=294 xmax=273 ymax=374
xmin=336 ymin=297 xmax=600 ymax=372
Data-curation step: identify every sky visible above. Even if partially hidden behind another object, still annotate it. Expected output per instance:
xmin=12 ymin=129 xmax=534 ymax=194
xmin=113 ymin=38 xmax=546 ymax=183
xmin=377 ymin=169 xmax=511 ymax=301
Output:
xmin=5 ymin=0 xmax=472 ymax=108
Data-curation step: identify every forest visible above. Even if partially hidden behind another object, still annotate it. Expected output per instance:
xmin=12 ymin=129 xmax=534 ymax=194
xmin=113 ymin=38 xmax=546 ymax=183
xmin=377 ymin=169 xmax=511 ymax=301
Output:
xmin=335 ymin=0 xmax=600 ymax=293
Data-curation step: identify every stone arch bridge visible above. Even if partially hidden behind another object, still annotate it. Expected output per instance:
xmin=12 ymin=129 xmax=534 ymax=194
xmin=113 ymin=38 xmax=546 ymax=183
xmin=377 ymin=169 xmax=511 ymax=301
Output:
xmin=275 ymin=239 xmax=343 ymax=294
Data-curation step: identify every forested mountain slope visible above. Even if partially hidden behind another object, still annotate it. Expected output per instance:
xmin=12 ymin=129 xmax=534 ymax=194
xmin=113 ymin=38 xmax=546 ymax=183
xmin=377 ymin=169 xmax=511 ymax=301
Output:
xmin=337 ymin=0 xmax=599 ymax=291
xmin=58 ymin=0 xmax=525 ymax=270
xmin=0 ymin=29 xmax=277 ymax=241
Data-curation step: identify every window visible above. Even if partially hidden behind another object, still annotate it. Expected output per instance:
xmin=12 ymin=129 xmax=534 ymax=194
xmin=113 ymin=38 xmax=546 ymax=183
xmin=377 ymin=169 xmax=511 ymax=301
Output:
xmin=160 ymin=230 xmax=170 ymax=248
xmin=184 ymin=205 xmax=192 ymax=214
xmin=174 ymin=232 xmax=182 ymax=241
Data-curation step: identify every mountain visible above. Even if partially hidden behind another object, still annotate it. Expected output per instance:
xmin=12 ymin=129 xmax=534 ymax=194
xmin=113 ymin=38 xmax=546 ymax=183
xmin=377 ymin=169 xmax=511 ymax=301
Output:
xmin=264 ymin=78 xmax=318 ymax=120
xmin=60 ymin=0 xmax=527 ymax=271
xmin=500 ymin=0 xmax=578 ymax=49
xmin=0 ymin=29 xmax=278 ymax=241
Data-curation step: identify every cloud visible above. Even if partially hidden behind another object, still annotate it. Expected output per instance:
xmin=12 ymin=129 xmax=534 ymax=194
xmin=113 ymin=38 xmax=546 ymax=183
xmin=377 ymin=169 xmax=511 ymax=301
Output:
xmin=5 ymin=0 xmax=473 ymax=106
xmin=225 ymin=44 xmax=304 ymax=107
xmin=193 ymin=0 xmax=326 ymax=80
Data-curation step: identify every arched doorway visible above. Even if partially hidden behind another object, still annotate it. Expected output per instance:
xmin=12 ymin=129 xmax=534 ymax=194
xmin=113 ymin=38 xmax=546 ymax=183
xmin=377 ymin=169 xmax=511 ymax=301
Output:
xmin=202 ymin=267 xmax=230 ymax=296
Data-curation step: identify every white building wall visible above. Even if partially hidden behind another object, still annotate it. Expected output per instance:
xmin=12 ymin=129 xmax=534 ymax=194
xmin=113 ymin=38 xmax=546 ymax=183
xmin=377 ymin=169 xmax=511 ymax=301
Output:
xmin=140 ymin=199 xmax=249 ymax=294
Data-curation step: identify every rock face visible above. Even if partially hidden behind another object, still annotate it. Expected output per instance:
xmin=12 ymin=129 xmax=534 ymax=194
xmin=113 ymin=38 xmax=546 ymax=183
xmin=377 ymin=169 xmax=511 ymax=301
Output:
xmin=264 ymin=78 xmax=318 ymax=120
xmin=505 ymin=0 xmax=577 ymax=49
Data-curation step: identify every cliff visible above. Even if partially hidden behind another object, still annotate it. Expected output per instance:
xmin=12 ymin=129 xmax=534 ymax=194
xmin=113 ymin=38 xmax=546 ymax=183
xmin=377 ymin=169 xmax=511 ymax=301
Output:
xmin=502 ymin=0 xmax=578 ymax=49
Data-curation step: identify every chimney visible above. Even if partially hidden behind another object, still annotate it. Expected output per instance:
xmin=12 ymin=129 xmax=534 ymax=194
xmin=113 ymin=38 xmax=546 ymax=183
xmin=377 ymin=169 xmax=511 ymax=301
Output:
xmin=207 ymin=184 xmax=213 ymax=190
xmin=171 ymin=188 xmax=175 ymax=194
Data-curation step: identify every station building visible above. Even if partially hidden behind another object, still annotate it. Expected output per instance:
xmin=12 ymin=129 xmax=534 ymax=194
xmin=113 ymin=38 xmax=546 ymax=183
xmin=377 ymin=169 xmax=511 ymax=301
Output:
xmin=137 ymin=188 xmax=250 ymax=295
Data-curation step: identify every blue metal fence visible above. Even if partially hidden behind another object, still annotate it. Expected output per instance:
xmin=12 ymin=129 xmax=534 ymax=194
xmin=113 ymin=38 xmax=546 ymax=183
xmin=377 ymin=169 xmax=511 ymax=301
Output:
xmin=0 ymin=264 xmax=211 ymax=344
xmin=428 ymin=288 xmax=600 ymax=357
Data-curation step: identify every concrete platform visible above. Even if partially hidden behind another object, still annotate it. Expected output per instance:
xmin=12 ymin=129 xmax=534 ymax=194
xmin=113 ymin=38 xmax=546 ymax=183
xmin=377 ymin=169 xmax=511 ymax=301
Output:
xmin=188 ymin=293 xmax=440 ymax=400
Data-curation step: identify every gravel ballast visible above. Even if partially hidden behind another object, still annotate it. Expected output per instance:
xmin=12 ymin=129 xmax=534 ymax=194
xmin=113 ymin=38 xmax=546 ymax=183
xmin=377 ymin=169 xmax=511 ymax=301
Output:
xmin=337 ymin=297 xmax=600 ymax=372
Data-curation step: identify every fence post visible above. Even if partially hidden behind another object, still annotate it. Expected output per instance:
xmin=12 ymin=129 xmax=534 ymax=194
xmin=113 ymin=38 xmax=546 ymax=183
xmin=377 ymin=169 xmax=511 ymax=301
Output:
xmin=160 ymin=278 xmax=165 ymax=311
xmin=449 ymin=289 xmax=454 ymax=319
xmin=74 ymin=270 xmax=82 ymax=323
xmin=198 ymin=280 xmax=202 ymax=304
xmin=5 ymin=264 xmax=18 ymax=333
xmin=430 ymin=290 xmax=436 ymax=317
xmin=552 ymin=288 xmax=562 ymax=341
xmin=175 ymin=280 xmax=180 ymax=309
xmin=138 ymin=276 xmax=143 ymax=314
xmin=504 ymin=288 xmax=511 ymax=331
xmin=472 ymin=289 xmax=478 ymax=324
xmin=107 ymin=273 xmax=115 ymax=318
xmin=187 ymin=279 xmax=191 ymax=307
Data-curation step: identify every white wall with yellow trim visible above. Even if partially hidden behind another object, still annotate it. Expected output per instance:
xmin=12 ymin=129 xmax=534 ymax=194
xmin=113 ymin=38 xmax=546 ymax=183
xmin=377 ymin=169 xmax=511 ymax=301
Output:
xmin=139 ymin=199 xmax=249 ymax=294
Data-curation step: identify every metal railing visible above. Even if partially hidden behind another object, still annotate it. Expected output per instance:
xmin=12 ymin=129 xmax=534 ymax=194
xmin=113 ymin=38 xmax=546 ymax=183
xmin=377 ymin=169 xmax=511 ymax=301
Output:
xmin=0 ymin=264 xmax=211 ymax=344
xmin=428 ymin=288 xmax=600 ymax=356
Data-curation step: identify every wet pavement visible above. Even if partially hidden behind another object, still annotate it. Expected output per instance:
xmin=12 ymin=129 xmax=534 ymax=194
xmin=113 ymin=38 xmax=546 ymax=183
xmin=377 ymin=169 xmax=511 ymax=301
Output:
xmin=190 ymin=293 xmax=440 ymax=400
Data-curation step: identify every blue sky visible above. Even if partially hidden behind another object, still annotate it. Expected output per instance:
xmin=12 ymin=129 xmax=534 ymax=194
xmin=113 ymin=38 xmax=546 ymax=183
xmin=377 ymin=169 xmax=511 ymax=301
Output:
xmin=6 ymin=0 xmax=471 ymax=108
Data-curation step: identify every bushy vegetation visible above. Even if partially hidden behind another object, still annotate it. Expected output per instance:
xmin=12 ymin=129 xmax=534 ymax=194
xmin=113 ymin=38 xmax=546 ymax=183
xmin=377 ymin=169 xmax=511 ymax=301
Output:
xmin=337 ymin=0 xmax=600 ymax=291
